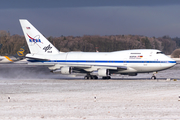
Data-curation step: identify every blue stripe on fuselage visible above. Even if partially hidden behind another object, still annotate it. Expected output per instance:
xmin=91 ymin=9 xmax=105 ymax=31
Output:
xmin=27 ymin=60 xmax=176 ymax=63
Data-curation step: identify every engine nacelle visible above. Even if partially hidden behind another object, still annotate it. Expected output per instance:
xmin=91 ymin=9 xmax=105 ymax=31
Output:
xmin=61 ymin=67 xmax=72 ymax=74
xmin=92 ymin=69 xmax=109 ymax=76
xmin=52 ymin=67 xmax=72 ymax=74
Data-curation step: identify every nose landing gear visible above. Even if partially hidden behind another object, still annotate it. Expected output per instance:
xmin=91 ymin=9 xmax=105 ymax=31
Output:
xmin=151 ymin=72 xmax=157 ymax=80
xmin=151 ymin=75 xmax=156 ymax=80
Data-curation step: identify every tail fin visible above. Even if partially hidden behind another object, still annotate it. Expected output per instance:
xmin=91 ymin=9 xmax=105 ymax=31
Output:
xmin=4 ymin=46 xmax=26 ymax=62
xmin=19 ymin=19 xmax=59 ymax=55
xmin=14 ymin=46 xmax=25 ymax=58
xmin=0 ymin=44 xmax=2 ymax=50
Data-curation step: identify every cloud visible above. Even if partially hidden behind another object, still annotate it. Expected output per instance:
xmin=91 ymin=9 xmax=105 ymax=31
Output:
xmin=1 ymin=1 xmax=180 ymax=37
xmin=1 ymin=0 xmax=180 ymax=9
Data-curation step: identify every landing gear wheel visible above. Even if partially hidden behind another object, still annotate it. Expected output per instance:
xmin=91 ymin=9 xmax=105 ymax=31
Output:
xmin=151 ymin=76 xmax=156 ymax=80
xmin=84 ymin=76 xmax=88 ymax=79
xmin=84 ymin=75 xmax=98 ymax=80
xmin=102 ymin=76 xmax=111 ymax=79
xmin=92 ymin=76 xmax=98 ymax=79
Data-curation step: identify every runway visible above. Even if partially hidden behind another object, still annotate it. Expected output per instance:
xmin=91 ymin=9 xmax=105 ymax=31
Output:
xmin=0 ymin=64 xmax=180 ymax=119
xmin=0 ymin=63 xmax=180 ymax=80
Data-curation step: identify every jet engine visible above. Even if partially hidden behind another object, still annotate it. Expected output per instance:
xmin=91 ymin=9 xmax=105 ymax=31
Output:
xmin=61 ymin=67 xmax=72 ymax=74
xmin=52 ymin=67 xmax=72 ymax=74
xmin=92 ymin=69 xmax=109 ymax=76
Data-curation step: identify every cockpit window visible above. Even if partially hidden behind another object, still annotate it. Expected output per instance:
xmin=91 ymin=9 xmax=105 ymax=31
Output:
xmin=157 ymin=52 xmax=164 ymax=54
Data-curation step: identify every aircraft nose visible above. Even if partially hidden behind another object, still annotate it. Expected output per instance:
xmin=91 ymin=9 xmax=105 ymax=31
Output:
xmin=170 ymin=59 xmax=176 ymax=67
xmin=173 ymin=61 xmax=176 ymax=66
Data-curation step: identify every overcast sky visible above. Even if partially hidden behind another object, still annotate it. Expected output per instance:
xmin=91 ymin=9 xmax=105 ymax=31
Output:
xmin=1 ymin=0 xmax=180 ymax=37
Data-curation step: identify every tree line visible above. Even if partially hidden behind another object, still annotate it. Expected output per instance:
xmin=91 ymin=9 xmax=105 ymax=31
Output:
xmin=0 ymin=30 xmax=179 ymax=55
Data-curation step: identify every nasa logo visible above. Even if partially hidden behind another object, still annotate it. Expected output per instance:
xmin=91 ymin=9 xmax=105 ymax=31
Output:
xmin=43 ymin=44 xmax=52 ymax=52
xmin=29 ymin=39 xmax=41 ymax=43
xmin=27 ymin=34 xmax=43 ymax=43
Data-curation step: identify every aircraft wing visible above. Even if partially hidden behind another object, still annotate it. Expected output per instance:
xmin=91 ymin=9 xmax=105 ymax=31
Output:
xmin=28 ymin=62 xmax=127 ymax=70
xmin=47 ymin=63 xmax=127 ymax=73
xmin=72 ymin=65 xmax=127 ymax=75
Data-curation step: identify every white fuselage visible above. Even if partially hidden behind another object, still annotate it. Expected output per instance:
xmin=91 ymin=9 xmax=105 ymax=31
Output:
xmin=26 ymin=49 xmax=176 ymax=74
xmin=20 ymin=19 xmax=176 ymax=78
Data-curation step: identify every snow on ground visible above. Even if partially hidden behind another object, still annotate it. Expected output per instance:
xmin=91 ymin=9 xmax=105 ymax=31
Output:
xmin=0 ymin=79 xmax=180 ymax=120
xmin=0 ymin=64 xmax=180 ymax=119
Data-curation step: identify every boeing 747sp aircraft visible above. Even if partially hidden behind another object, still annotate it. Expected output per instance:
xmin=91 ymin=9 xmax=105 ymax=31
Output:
xmin=19 ymin=19 xmax=176 ymax=79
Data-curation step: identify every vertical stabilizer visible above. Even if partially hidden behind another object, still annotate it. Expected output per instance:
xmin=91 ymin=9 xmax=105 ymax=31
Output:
xmin=14 ymin=46 xmax=25 ymax=59
xmin=19 ymin=19 xmax=59 ymax=55
xmin=0 ymin=44 xmax=2 ymax=50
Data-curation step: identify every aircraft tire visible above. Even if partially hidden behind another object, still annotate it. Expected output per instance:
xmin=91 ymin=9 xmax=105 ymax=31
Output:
xmin=93 ymin=76 xmax=98 ymax=79
xmin=151 ymin=76 xmax=156 ymax=80
xmin=84 ymin=76 xmax=88 ymax=79
xmin=102 ymin=76 xmax=111 ymax=79
xmin=84 ymin=75 xmax=98 ymax=79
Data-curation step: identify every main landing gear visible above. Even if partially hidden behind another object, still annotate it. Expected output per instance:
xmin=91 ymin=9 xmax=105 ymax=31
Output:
xmin=84 ymin=75 xmax=98 ymax=79
xmin=102 ymin=76 xmax=111 ymax=79
xmin=84 ymin=75 xmax=111 ymax=79
xmin=84 ymin=73 xmax=111 ymax=80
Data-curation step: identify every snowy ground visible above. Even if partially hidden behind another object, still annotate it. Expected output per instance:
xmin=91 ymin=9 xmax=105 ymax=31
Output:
xmin=0 ymin=64 xmax=180 ymax=119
